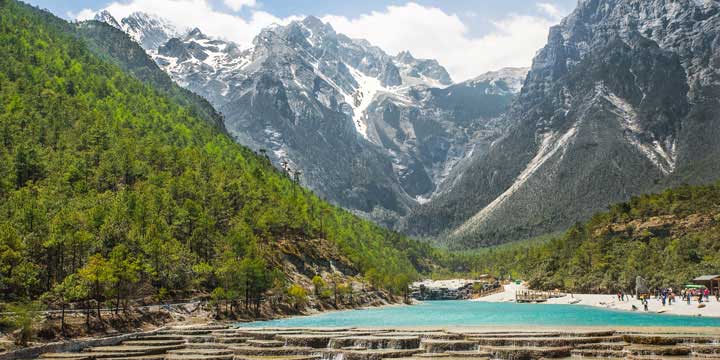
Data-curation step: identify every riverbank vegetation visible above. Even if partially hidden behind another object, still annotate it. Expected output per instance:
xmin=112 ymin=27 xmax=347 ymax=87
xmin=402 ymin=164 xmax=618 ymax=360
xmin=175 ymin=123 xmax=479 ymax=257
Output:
xmin=449 ymin=182 xmax=720 ymax=293
xmin=0 ymin=0 xmax=440 ymax=329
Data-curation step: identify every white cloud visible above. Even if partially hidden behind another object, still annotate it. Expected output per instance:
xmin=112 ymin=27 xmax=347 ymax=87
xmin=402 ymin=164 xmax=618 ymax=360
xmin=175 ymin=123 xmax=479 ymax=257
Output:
xmin=537 ymin=3 xmax=564 ymax=18
xmin=68 ymin=8 xmax=96 ymax=21
xmin=323 ymin=2 xmax=568 ymax=81
xmin=73 ymin=0 xmax=299 ymax=48
xmin=223 ymin=0 xmax=256 ymax=12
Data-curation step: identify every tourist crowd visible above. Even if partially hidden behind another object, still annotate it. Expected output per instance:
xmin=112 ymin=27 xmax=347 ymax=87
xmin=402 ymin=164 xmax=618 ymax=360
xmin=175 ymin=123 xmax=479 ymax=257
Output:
xmin=616 ymin=288 xmax=719 ymax=312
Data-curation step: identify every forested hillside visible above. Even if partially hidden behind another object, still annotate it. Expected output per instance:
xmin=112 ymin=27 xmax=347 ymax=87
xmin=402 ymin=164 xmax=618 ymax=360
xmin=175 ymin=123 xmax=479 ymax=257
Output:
xmin=0 ymin=0 xmax=436 ymax=308
xmin=452 ymin=182 xmax=720 ymax=293
xmin=75 ymin=19 xmax=226 ymax=132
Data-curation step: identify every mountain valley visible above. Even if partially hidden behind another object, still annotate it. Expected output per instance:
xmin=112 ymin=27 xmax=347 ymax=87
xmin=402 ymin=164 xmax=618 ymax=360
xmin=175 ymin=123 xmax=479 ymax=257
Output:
xmin=93 ymin=0 xmax=720 ymax=249
xmin=95 ymin=11 xmax=524 ymax=226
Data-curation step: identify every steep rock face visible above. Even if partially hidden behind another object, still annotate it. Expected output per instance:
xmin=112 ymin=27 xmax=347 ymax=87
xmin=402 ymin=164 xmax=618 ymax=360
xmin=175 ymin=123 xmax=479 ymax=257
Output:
xmin=402 ymin=0 xmax=720 ymax=248
xmin=362 ymin=69 xmax=525 ymax=200
xmin=98 ymin=13 xmax=522 ymax=224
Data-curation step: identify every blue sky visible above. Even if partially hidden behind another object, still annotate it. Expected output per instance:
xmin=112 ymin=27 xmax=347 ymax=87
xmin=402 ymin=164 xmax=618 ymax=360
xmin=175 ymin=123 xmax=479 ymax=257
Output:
xmin=25 ymin=0 xmax=578 ymax=80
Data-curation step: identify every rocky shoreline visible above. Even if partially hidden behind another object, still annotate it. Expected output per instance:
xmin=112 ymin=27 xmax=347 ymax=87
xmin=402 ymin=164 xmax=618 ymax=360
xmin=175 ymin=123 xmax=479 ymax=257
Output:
xmin=0 ymin=291 xmax=401 ymax=357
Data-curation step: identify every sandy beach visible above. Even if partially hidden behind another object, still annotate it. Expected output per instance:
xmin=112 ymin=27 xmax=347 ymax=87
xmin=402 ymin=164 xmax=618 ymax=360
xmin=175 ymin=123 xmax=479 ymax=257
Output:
xmin=472 ymin=283 xmax=720 ymax=318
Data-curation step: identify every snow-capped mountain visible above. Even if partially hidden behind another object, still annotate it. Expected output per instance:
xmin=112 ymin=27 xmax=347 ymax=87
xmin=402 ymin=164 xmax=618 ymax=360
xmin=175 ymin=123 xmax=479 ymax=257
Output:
xmin=95 ymin=11 xmax=183 ymax=50
xmin=150 ymin=16 xmax=454 ymax=136
xmin=96 ymin=12 xmax=522 ymax=225
xmin=394 ymin=50 xmax=453 ymax=88
xmin=466 ymin=67 xmax=529 ymax=96
xmin=94 ymin=1 xmax=720 ymax=248
xmin=94 ymin=10 xmax=121 ymax=29
xmin=402 ymin=0 xmax=720 ymax=248
xmin=153 ymin=27 xmax=249 ymax=106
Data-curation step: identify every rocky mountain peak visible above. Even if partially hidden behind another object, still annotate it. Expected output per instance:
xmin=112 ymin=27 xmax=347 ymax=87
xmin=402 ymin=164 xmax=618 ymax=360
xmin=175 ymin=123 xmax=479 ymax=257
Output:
xmin=94 ymin=10 xmax=120 ymax=29
xmin=467 ymin=67 xmax=529 ymax=95
xmin=187 ymin=27 xmax=207 ymax=40
xmin=545 ymin=0 xmax=719 ymax=84
xmin=96 ymin=11 xmax=184 ymax=50
xmin=393 ymin=51 xmax=452 ymax=87
xmin=300 ymin=15 xmax=334 ymax=35
xmin=395 ymin=50 xmax=415 ymax=64
xmin=402 ymin=0 xmax=720 ymax=248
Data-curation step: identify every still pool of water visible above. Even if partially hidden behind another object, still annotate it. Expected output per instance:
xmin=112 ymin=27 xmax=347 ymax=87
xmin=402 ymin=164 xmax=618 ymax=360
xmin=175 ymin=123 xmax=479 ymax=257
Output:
xmin=239 ymin=301 xmax=720 ymax=328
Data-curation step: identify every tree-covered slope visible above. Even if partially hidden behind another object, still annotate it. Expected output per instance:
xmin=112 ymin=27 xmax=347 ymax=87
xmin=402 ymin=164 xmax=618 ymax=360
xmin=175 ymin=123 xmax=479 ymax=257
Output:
xmin=455 ymin=182 xmax=720 ymax=293
xmin=0 ymin=0 xmax=434 ymax=303
xmin=75 ymin=19 xmax=226 ymax=132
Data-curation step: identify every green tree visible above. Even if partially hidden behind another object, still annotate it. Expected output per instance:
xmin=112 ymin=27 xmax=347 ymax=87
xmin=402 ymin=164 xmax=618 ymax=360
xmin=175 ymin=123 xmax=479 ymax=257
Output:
xmin=77 ymin=254 xmax=112 ymax=324
xmin=239 ymin=257 xmax=270 ymax=311
xmin=210 ymin=287 xmax=227 ymax=317
xmin=330 ymin=272 xmax=343 ymax=307
xmin=42 ymin=274 xmax=88 ymax=336
xmin=108 ymin=244 xmax=143 ymax=314
xmin=312 ymin=275 xmax=325 ymax=297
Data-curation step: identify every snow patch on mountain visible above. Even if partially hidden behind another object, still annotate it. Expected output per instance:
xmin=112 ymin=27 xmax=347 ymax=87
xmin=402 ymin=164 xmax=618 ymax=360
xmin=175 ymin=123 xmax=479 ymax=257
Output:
xmin=469 ymin=67 xmax=529 ymax=95
xmin=598 ymin=83 xmax=677 ymax=174
xmin=452 ymin=124 xmax=579 ymax=238
xmin=346 ymin=66 xmax=396 ymax=138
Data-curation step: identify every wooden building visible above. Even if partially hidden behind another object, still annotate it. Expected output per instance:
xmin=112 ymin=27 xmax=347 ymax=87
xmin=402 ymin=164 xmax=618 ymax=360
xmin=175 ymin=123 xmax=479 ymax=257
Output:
xmin=692 ymin=275 xmax=720 ymax=294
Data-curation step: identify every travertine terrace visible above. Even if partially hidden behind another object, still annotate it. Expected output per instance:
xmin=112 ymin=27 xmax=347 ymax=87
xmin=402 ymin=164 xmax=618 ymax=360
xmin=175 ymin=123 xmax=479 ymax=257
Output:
xmin=33 ymin=325 xmax=720 ymax=360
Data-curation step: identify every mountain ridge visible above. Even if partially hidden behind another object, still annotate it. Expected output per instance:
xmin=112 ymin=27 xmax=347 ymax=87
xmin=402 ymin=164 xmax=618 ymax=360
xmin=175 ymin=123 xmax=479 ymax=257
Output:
xmin=94 ymin=11 xmax=525 ymax=227
xmin=402 ymin=0 xmax=720 ymax=248
xmin=89 ymin=1 xmax=720 ymax=251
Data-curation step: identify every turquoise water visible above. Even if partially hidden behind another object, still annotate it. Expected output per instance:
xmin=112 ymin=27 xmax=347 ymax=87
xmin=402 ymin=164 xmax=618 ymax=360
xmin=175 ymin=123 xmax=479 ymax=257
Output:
xmin=240 ymin=301 xmax=720 ymax=328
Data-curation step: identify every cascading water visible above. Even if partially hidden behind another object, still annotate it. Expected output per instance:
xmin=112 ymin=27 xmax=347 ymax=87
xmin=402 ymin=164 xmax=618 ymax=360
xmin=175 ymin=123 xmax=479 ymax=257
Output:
xmin=321 ymin=352 xmax=344 ymax=360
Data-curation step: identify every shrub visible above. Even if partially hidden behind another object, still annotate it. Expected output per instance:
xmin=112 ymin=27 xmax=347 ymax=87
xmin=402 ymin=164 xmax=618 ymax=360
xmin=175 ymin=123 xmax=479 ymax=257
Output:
xmin=6 ymin=301 xmax=42 ymax=346
xmin=286 ymin=284 xmax=308 ymax=309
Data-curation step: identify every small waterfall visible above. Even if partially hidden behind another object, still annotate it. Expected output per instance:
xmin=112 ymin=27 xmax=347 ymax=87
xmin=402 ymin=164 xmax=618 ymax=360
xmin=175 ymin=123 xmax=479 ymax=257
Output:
xmin=321 ymin=352 xmax=344 ymax=360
